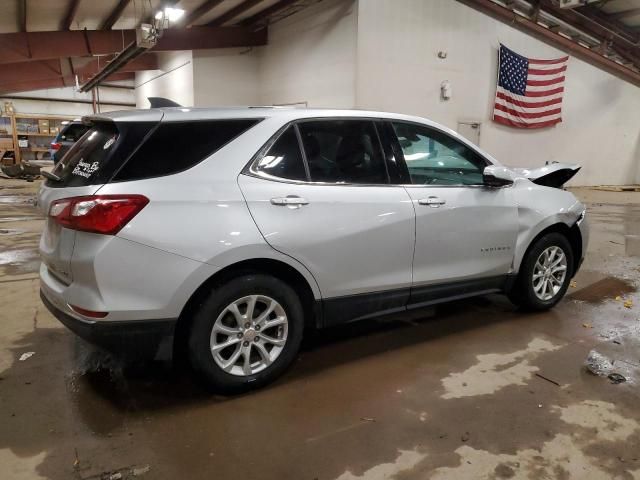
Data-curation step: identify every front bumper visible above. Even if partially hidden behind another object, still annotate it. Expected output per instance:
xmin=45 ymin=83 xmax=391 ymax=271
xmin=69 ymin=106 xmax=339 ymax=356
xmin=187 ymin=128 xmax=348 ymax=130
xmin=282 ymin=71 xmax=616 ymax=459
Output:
xmin=40 ymin=289 xmax=176 ymax=358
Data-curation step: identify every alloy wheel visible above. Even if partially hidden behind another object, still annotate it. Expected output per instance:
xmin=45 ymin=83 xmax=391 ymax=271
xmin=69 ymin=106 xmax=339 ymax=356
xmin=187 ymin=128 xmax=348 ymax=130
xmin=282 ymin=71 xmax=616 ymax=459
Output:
xmin=210 ymin=295 xmax=288 ymax=376
xmin=532 ymin=246 xmax=568 ymax=301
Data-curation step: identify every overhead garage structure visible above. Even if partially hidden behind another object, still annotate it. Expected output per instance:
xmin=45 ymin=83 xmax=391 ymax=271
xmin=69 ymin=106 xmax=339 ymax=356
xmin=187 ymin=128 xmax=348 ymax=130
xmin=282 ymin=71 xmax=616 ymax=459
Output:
xmin=0 ymin=0 xmax=318 ymax=94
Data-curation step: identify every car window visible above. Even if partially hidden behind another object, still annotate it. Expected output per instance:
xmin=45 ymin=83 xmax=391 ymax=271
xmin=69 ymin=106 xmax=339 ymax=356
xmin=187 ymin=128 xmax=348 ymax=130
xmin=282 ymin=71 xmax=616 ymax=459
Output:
xmin=255 ymin=126 xmax=308 ymax=181
xmin=114 ymin=119 xmax=261 ymax=182
xmin=392 ymin=122 xmax=486 ymax=186
xmin=298 ymin=120 xmax=388 ymax=184
xmin=60 ymin=124 xmax=89 ymax=142
xmin=48 ymin=122 xmax=128 ymax=188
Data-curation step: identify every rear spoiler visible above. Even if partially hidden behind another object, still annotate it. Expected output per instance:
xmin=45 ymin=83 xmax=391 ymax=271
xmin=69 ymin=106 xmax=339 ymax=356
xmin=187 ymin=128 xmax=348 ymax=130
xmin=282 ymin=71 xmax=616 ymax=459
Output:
xmin=511 ymin=162 xmax=581 ymax=188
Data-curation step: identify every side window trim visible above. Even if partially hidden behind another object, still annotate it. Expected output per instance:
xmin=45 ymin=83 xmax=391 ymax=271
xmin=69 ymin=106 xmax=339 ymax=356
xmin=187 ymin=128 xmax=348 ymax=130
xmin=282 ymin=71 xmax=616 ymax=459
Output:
xmin=390 ymin=120 xmax=491 ymax=187
xmin=379 ymin=121 xmax=411 ymax=185
xmin=293 ymin=123 xmax=312 ymax=182
xmin=371 ymin=121 xmax=392 ymax=185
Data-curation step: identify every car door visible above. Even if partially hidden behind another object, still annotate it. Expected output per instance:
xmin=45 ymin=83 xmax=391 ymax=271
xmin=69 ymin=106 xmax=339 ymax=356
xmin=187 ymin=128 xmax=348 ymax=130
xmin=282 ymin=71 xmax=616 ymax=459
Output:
xmin=388 ymin=121 xmax=518 ymax=304
xmin=238 ymin=119 xmax=415 ymax=325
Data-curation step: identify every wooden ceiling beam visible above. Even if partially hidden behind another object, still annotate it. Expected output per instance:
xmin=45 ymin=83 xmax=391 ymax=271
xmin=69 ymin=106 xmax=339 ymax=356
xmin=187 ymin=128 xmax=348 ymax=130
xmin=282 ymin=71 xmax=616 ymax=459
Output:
xmin=0 ymin=26 xmax=267 ymax=64
xmin=207 ymin=0 xmax=263 ymax=26
xmin=61 ymin=0 xmax=81 ymax=30
xmin=100 ymin=0 xmax=131 ymax=30
xmin=182 ymin=0 xmax=225 ymax=27
xmin=240 ymin=0 xmax=299 ymax=27
xmin=19 ymin=0 xmax=27 ymax=32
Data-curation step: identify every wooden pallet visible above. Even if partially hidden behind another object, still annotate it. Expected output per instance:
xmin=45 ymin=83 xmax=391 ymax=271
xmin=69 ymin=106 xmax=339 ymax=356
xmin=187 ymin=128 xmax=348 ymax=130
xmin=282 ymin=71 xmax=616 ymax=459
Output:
xmin=592 ymin=185 xmax=640 ymax=192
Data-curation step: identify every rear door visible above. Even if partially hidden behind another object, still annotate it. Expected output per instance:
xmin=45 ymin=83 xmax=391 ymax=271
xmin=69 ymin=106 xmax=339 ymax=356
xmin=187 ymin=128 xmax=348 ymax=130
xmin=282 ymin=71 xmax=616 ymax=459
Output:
xmin=38 ymin=119 xmax=158 ymax=283
xmin=239 ymin=119 xmax=416 ymax=325
xmin=389 ymin=121 xmax=518 ymax=301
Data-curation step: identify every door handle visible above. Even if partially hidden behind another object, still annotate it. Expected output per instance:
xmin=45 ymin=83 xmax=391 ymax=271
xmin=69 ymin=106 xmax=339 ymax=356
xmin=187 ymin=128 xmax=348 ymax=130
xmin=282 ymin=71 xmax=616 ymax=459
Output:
xmin=418 ymin=196 xmax=446 ymax=207
xmin=270 ymin=196 xmax=309 ymax=207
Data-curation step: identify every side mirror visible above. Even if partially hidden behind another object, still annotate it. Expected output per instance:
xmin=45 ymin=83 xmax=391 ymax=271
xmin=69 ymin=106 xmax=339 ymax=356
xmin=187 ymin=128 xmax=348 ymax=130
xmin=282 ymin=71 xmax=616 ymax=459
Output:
xmin=483 ymin=165 xmax=514 ymax=187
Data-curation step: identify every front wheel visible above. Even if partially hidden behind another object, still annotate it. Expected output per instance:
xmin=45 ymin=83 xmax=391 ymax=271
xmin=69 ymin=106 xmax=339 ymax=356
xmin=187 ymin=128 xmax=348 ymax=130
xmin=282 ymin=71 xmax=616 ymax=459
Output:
xmin=188 ymin=274 xmax=304 ymax=394
xmin=509 ymin=233 xmax=574 ymax=311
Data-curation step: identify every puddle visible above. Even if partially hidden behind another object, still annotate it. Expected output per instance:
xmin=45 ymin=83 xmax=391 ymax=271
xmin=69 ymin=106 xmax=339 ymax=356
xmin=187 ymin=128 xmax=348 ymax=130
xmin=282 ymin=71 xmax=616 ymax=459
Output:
xmin=440 ymin=338 xmax=562 ymax=399
xmin=569 ymin=277 xmax=636 ymax=303
xmin=0 ymin=228 xmax=25 ymax=236
xmin=0 ymin=216 xmax=39 ymax=223
xmin=0 ymin=248 xmax=40 ymax=275
xmin=0 ymin=195 xmax=34 ymax=205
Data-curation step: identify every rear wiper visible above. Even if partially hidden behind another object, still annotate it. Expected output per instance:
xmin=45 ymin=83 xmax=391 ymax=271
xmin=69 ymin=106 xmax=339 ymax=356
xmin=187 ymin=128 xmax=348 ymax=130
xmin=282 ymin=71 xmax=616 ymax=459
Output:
xmin=41 ymin=170 xmax=62 ymax=182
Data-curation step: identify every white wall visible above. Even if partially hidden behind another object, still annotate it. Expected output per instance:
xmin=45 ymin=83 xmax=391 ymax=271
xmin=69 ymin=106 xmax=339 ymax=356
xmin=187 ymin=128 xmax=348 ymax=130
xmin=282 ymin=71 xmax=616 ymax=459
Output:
xmin=256 ymin=0 xmax=357 ymax=107
xmin=355 ymin=0 xmax=640 ymax=186
xmin=135 ymin=50 xmax=194 ymax=108
xmin=0 ymin=83 xmax=135 ymax=117
xmin=193 ymin=48 xmax=259 ymax=106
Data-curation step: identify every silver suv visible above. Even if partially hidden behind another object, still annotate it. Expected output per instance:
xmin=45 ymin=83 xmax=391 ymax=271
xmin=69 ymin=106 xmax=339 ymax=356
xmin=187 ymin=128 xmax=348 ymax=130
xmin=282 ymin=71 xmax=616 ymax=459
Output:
xmin=38 ymin=108 xmax=588 ymax=393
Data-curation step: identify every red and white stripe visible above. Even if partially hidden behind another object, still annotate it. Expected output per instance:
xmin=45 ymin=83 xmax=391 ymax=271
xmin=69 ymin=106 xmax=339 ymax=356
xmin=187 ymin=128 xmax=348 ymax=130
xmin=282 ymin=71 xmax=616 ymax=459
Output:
xmin=494 ymin=55 xmax=569 ymax=129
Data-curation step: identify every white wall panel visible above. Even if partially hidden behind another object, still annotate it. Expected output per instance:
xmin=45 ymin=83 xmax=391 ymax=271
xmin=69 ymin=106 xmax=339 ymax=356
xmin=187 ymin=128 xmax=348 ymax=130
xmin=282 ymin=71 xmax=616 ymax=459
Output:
xmin=193 ymin=49 xmax=259 ymax=106
xmin=256 ymin=0 xmax=358 ymax=108
xmin=355 ymin=0 xmax=640 ymax=186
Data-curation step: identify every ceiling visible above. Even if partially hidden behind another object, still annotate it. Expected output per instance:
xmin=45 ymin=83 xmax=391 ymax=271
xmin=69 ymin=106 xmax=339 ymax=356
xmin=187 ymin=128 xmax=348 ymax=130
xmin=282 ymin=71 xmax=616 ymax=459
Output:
xmin=1 ymin=0 xmax=640 ymax=95
xmin=0 ymin=0 xmax=316 ymax=94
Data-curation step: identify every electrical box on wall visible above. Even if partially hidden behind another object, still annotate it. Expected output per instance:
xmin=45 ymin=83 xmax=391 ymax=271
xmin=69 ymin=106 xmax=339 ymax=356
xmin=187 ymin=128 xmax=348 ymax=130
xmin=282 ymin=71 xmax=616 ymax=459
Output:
xmin=441 ymin=80 xmax=452 ymax=101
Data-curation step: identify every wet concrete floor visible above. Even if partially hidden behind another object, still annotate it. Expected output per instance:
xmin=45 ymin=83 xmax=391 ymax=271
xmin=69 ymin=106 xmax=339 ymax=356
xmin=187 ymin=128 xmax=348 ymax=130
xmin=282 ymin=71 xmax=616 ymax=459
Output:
xmin=1 ymin=180 xmax=639 ymax=479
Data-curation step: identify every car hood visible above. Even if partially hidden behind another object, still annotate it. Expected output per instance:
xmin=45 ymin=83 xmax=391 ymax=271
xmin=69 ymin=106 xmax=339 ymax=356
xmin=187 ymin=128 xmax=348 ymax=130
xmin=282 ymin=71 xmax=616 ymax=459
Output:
xmin=510 ymin=162 xmax=581 ymax=188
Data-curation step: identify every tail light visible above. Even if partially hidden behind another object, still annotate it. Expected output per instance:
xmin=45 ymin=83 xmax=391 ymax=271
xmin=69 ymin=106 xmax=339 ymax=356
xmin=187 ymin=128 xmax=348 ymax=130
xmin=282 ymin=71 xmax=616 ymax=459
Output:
xmin=49 ymin=195 xmax=149 ymax=235
xmin=50 ymin=142 xmax=61 ymax=151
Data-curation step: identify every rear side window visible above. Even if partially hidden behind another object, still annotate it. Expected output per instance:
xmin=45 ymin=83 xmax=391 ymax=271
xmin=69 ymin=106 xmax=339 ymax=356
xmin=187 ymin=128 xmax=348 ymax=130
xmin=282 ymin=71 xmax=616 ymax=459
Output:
xmin=48 ymin=122 xmax=154 ymax=188
xmin=255 ymin=126 xmax=308 ymax=181
xmin=60 ymin=123 xmax=89 ymax=142
xmin=114 ymin=119 xmax=260 ymax=182
xmin=298 ymin=120 xmax=388 ymax=184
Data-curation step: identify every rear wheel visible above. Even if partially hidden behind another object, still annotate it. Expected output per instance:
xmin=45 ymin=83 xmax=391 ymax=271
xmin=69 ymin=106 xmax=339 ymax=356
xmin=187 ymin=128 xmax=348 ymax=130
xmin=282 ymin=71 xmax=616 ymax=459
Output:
xmin=188 ymin=274 xmax=304 ymax=393
xmin=509 ymin=233 xmax=573 ymax=311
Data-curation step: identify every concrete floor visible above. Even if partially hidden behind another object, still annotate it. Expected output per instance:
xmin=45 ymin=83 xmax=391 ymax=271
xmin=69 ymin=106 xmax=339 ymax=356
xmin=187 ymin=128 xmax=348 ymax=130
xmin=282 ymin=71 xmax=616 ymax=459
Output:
xmin=1 ymin=179 xmax=639 ymax=480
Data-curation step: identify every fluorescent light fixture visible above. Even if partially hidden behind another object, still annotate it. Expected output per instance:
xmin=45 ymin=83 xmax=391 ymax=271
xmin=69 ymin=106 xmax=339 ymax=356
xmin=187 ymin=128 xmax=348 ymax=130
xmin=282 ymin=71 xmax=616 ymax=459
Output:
xmin=156 ymin=7 xmax=185 ymax=22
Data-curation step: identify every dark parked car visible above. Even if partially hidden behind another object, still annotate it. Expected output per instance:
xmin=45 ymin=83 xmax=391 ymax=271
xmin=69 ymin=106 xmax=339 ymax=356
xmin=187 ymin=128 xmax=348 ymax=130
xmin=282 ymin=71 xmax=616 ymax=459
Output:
xmin=50 ymin=120 xmax=89 ymax=164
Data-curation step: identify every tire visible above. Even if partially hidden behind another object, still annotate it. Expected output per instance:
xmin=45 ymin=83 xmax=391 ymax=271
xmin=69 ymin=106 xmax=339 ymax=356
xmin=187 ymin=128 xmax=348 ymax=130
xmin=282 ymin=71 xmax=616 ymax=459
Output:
xmin=188 ymin=273 xmax=304 ymax=394
xmin=509 ymin=233 xmax=574 ymax=311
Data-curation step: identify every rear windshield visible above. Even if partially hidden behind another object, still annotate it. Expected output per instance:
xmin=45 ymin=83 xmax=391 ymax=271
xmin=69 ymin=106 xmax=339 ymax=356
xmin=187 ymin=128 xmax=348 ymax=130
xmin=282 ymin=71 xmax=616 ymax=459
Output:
xmin=59 ymin=123 xmax=89 ymax=142
xmin=47 ymin=121 xmax=154 ymax=188
xmin=46 ymin=118 xmax=260 ymax=188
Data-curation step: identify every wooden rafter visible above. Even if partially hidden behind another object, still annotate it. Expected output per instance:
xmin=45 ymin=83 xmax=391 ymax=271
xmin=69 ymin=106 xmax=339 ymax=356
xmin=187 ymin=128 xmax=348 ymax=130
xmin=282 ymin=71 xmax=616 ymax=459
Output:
xmin=207 ymin=0 xmax=264 ymax=26
xmin=100 ymin=0 xmax=131 ymax=30
xmin=240 ymin=0 xmax=299 ymax=27
xmin=182 ymin=0 xmax=225 ymax=27
xmin=19 ymin=0 xmax=27 ymax=32
xmin=61 ymin=0 xmax=81 ymax=30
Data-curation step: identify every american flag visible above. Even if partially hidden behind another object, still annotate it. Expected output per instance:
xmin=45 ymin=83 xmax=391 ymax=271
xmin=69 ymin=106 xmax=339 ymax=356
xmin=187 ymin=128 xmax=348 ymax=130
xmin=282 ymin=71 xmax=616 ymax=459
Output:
xmin=493 ymin=44 xmax=568 ymax=129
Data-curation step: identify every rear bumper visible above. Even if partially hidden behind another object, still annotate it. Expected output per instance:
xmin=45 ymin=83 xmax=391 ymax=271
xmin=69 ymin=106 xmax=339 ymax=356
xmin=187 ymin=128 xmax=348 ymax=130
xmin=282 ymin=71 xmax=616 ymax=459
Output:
xmin=40 ymin=289 xmax=176 ymax=358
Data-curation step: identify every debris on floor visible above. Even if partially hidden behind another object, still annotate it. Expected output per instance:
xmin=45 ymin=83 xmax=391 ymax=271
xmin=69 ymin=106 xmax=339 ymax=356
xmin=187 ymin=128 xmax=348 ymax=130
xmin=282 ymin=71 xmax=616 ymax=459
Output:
xmin=18 ymin=352 xmax=35 ymax=361
xmin=585 ymin=350 xmax=614 ymax=376
xmin=582 ymin=323 xmax=592 ymax=328
xmin=624 ymin=299 xmax=633 ymax=309
xmin=585 ymin=350 xmax=629 ymax=385
xmin=570 ymin=280 xmax=577 ymax=288
xmin=534 ymin=372 xmax=561 ymax=387
xmin=608 ymin=373 xmax=627 ymax=384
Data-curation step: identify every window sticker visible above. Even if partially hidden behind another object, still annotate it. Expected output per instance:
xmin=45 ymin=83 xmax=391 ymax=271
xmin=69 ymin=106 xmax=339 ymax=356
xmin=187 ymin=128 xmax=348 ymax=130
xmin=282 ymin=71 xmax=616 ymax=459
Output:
xmin=72 ymin=159 xmax=100 ymax=178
